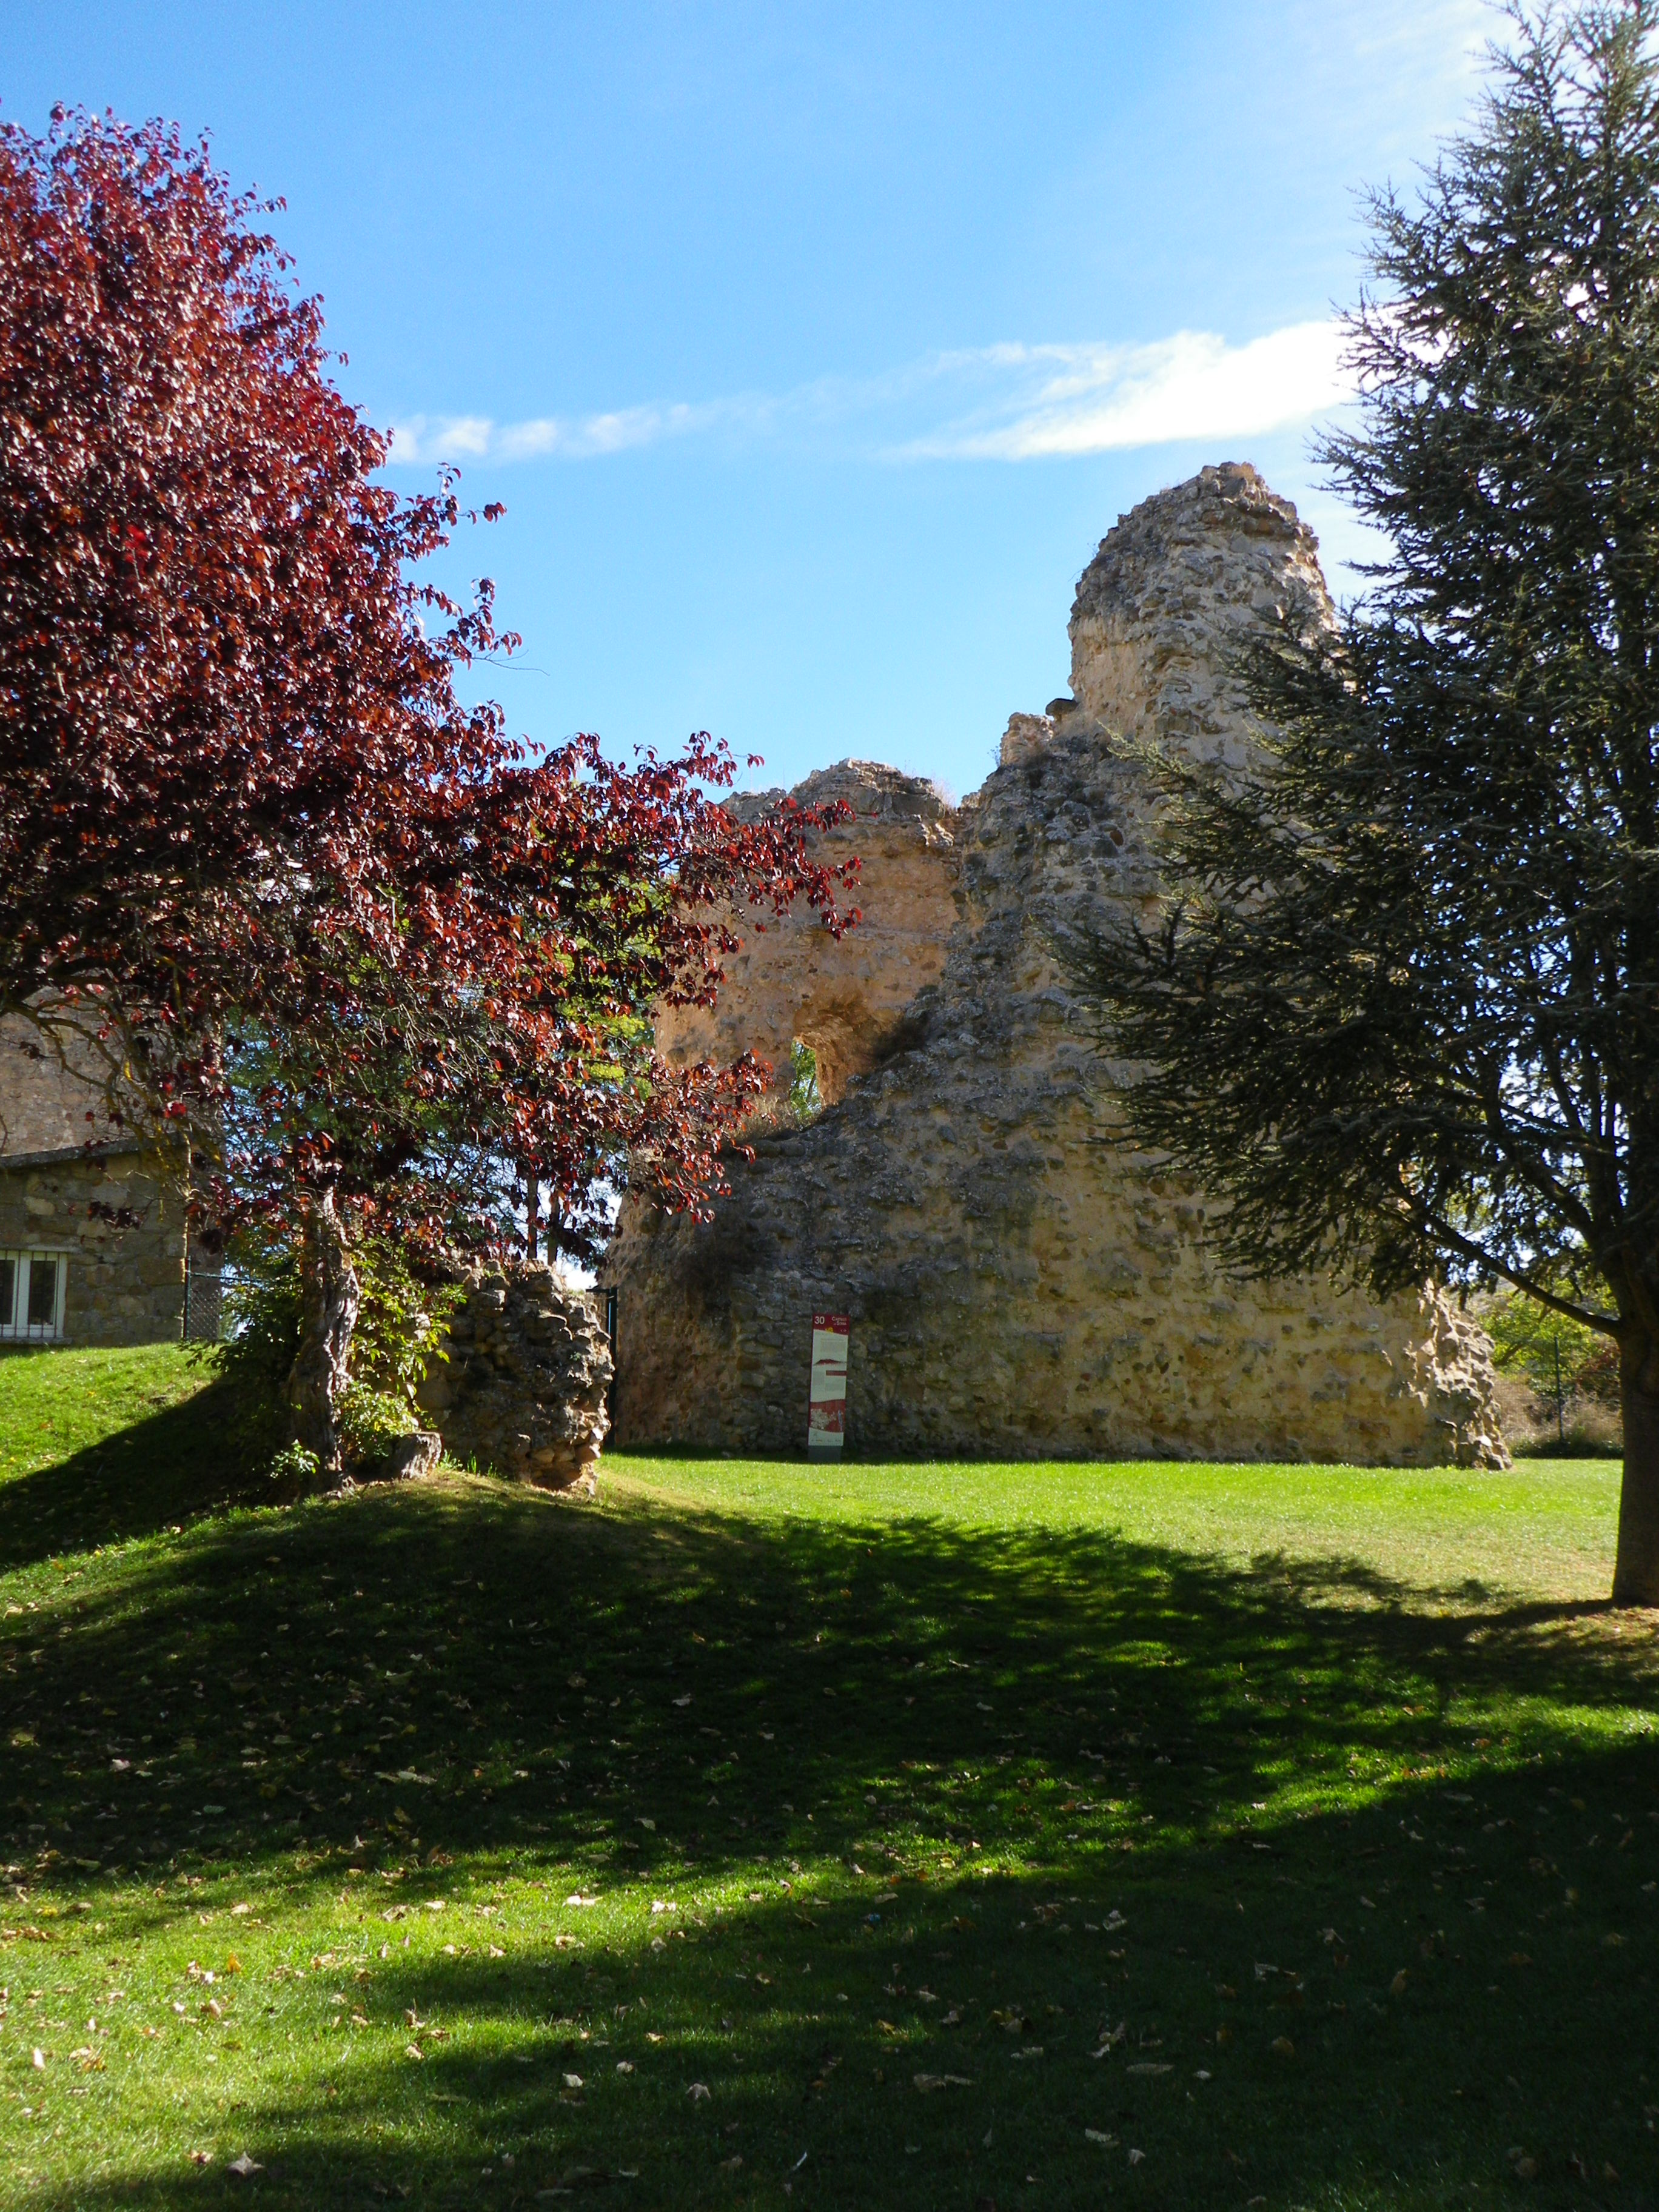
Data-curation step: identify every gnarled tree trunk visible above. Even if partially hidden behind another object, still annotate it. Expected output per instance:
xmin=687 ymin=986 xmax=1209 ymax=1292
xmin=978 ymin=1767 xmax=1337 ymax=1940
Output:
xmin=1613 ymin=1328 xmax=1659 ymax=1607
xmin=286 ymin=1188 xmax=361 ymax=1473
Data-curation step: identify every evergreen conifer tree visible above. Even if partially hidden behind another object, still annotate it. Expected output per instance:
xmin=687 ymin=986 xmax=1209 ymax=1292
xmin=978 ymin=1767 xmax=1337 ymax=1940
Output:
xmin=1073 ymin=2 xmax=1659 ymax=1602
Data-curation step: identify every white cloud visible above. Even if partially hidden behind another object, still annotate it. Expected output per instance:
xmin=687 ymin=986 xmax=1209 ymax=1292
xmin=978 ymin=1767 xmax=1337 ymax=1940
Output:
xmin=390 ymin=395 xmax=753 ymax=464
xmin=894 ymin=323 xmax=1352 ymax=460
xmin=383 ymin=317 xmax=1357 ymax=470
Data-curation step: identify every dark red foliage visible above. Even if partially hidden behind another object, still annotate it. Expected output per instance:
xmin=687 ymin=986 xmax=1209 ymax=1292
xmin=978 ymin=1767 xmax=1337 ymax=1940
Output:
xmin=0 ymin=109 xmax=858 ymax=1258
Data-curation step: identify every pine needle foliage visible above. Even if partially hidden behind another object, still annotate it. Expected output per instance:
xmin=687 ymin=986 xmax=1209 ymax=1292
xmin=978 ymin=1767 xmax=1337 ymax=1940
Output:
xmin=1069 ymin=2 xmax=1659 ymax=1600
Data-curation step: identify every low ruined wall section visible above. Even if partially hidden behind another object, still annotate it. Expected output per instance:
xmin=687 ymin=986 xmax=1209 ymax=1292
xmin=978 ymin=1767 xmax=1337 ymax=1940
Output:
xmin=417 ymin=1265 xmax=611 ymax=1487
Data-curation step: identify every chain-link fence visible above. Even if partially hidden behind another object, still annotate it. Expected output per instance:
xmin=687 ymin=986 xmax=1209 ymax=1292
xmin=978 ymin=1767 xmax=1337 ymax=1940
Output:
xmin=183 ymin=1264 xmax=224 ymax=1343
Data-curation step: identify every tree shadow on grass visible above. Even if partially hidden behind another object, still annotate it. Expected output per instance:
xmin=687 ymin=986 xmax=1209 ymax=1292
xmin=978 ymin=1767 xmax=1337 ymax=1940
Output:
xmin=4 ymin=1475 xmax=1657 ymax=2208
xmin=0 ymin=1374 xmax=266 ymax=1569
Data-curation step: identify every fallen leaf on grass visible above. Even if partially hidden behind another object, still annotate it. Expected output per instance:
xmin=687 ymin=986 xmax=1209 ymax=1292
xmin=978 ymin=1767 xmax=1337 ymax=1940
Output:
xmin=1271 ymin=2037 xmax=1295 ymax=2058
xmin=537 ymin=2163 xmax=634 ymax=2196
xmin=1389 ymin=1970 xmax=1409 ymax=1997
xmin=914 ymin=2073 xmax=972 ymax=2091
xmin=227 ymin=2154 xmax=263 ymax=2179
xmin=1128 ymin=2148 xmax=1145 ymax=2166
xmin=688 ymin=2082 xmax=711 ymax=2101
xmin=1085 ymin=2129 xmax=1118 ymax=2147
xmin=1126 ymin=2062 xmax=1171 ymax=2076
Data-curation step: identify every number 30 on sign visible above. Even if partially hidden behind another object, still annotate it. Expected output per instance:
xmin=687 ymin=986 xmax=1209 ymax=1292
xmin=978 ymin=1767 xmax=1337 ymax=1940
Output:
xmin=807 ymin=1313 xmax=849 ymax=1457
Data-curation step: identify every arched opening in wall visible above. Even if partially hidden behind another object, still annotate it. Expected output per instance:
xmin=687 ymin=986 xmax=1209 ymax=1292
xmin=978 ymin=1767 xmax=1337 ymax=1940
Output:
xmin=791 ymin=987 xmax=904 ymax=1105
xmin=786 ymin=1039 xmax=822 ymax=1121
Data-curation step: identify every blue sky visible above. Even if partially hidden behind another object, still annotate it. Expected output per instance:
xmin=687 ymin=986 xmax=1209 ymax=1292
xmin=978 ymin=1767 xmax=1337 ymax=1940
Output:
xmin=10 ymin=1 xmax=1489 ymax=797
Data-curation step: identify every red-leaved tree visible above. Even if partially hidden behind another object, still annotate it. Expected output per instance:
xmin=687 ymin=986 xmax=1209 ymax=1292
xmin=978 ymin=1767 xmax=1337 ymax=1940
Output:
xmin=0 ymin=108 xmax=858 ymax=1466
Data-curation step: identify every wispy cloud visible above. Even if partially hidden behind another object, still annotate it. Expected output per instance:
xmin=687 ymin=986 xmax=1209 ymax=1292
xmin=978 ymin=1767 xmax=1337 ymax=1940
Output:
xmin=893 ymin=323 xmax=1351 ymax=459
xmin=385 ymin=317 xmax=1356 ymax=469
xmin=388 ymin=400 xmax=734 ymax=464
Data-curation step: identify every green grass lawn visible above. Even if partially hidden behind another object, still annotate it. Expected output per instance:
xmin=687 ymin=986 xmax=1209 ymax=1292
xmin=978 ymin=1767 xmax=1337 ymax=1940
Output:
xmin=1 ymin=1345 xmax=1655 ymax=2211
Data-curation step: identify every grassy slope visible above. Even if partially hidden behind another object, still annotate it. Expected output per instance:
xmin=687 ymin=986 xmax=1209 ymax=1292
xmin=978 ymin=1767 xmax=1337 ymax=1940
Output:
xmin=0 ymin=1346 xmax=1655 ymax=2211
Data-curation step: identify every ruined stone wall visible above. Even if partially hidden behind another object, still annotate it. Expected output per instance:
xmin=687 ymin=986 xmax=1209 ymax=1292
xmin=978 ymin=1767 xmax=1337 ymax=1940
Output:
xmin=606 ymin=465 xmax=1504 ymax=1467
xmin=656 ymin=763 xmax=962 ymax=1108
xmin=417 ymin=1265 xmax=612 ymax=1487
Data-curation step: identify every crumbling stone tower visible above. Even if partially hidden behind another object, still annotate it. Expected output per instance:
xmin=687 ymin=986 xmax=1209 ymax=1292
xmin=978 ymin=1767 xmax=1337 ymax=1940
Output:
xmin=605 ymin=464 xmax=1504 ymax=1464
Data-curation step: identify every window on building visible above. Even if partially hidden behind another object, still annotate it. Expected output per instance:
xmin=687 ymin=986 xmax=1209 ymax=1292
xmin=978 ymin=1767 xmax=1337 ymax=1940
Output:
xmin=0 ymin=1250 xmax=69 ymax=1342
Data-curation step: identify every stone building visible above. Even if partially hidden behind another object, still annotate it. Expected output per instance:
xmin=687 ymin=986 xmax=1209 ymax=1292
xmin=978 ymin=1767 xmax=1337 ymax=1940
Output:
xmin=604 ymin=464 xmax=1506 ymax=1466
xmin=0 ymin=1014 xmax=215 ymax=1347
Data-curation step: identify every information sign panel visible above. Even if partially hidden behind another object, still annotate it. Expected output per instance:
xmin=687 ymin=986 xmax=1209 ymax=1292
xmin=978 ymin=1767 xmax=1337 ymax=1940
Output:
xmin=806 ymin=1312 xmax=849 ymax=1456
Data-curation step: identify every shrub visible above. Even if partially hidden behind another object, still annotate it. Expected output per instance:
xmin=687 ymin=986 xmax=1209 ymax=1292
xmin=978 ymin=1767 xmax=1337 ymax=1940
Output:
xmin=264 ymin=1438 xmax=322 ymax=1497
xmin=335 ymin=1379 xmax=417 ymax=1469
xmin=213 ymin=1228 xmax=460 ymax=1466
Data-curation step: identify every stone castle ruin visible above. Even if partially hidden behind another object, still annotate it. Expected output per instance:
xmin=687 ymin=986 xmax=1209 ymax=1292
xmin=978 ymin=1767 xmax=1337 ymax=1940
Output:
xmin=606 ymin=464 xmax=1505 ymax=1466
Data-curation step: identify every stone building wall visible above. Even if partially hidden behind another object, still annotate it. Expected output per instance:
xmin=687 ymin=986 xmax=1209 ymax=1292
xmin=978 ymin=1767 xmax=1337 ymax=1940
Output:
xmin=0 ymin=1014 xmax=193 ymax=1347
xmin=604 ymin=464 xmax=1506 ymax=1467
xmin=0 ymin=1145 xmax=188 ymax=1347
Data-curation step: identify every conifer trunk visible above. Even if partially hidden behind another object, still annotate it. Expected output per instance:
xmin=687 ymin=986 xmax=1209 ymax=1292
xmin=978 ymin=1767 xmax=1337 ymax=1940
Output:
xmin=1612 ymin=1329 xmax=1659 ymax=1607
xmin=286 ymin=1188 xmax=361 ymax=1473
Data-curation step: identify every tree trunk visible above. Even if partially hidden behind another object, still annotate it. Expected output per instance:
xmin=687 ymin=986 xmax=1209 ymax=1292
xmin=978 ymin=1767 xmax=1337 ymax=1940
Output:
xmin=286 ymin=1188 xmax=361 ymax=1473
xmin=1612 ymin=1329 xmax=1659 ymax=1606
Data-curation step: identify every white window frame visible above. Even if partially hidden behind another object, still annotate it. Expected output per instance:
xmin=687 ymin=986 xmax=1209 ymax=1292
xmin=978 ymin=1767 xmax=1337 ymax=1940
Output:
xmin=0 ymin=1248 xmax=70 ymax=1343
